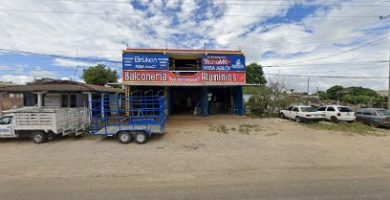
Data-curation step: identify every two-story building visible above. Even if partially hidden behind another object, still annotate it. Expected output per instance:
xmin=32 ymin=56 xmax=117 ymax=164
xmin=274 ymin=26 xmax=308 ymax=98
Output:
xmin=122 ymin=48 xmax=246 ymax=116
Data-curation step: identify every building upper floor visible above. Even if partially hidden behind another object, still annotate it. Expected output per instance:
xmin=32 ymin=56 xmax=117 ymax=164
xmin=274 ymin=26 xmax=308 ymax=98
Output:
xmin=122 ymin=48 xmax=247 ymax=86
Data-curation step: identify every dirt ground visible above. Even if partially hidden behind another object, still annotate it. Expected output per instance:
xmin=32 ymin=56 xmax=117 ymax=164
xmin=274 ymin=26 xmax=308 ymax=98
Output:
xmin=0 ymin=116 xmax=390 ymax=199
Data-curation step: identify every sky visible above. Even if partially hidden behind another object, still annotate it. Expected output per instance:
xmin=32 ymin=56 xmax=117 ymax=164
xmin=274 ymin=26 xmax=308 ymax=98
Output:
xmin=0 ymin=0 xmax=389 ymax=93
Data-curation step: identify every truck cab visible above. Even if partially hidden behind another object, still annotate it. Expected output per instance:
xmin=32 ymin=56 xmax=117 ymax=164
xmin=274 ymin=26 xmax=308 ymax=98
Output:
xmin=0 ymin=114 xmax=16 ymax=138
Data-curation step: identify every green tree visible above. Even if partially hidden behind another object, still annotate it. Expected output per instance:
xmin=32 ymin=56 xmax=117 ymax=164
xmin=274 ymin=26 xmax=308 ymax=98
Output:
xmin=246 ymin=81 xmax=293 ymax=117
xmin=326 ymin=85 xmax=345 ymax=100
xmin=82 ymin=64 xmax=118 ymax=85
xmin=246 ymin=63 xmax=267 ymax=84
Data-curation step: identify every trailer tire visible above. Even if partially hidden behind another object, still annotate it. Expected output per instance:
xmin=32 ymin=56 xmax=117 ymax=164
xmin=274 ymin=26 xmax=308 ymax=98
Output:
xmin=134 ymin=131 xmax=148 ymax=144
xmin=117 ymin=132 xmax=132 ymax=144
xmin=32 ymin=131 xmax=48 ymax=143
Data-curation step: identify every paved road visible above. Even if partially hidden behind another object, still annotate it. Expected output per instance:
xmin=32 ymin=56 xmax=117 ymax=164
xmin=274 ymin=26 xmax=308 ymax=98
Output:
xmin=1 ymin=174 xmax=389 ymax=200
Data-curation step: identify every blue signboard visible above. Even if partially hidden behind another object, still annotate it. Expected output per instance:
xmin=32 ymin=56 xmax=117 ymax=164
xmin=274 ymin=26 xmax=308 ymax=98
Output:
xmin=123 ymin=54 xmax=169 ymax=70
xmin=202 ymin=55 xmax=245 ymax=71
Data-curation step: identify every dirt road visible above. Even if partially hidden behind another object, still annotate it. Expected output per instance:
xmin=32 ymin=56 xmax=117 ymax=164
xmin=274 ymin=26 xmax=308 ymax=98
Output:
xmin=0 ymin=116 xmax=389 ymax=199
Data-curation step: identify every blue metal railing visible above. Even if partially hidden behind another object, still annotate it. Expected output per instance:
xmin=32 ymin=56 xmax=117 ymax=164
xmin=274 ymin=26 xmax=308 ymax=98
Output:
xmin=88 ymin=93 xmax=165 ymax=136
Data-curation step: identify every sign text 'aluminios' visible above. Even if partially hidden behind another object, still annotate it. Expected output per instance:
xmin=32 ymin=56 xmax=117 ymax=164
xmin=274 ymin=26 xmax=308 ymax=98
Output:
xmin=123 ymin=70 xmax=246 ymax=85
xmin=202 ymin=55 xmax=245 ymax=71
xmin=123 ymin=54 xmax=169 ymax=70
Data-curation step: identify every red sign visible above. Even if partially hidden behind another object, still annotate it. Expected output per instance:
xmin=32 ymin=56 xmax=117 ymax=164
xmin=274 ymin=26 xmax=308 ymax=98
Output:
xmin=123 ymin=70 xmax=246 ymax=85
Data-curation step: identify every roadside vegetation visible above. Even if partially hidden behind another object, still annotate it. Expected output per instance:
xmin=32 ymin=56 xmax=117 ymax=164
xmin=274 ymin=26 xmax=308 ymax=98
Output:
xmin=305 ymin=122 xmax=387 ymax=136
xmin=209 ymin=124 xmax=263 ymax=135
xmin=245 ymin=82 xmax=294 ymax=117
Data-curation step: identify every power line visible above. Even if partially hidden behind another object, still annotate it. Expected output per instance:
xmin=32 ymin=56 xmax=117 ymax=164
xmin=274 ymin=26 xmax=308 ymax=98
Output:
xmin=270 ymin=33 xmax=390 ymax=67
xmin=0 ymin=9 xmax=384 ymax=18
xmin=263 ymin=60 xmax=388 ymax=68
xmin=265 ymin=73 xmax=389 ymax=79
xmin=48 ymin=0 xmax=390 ymax=2
xmin=0 ymin=48 xmax=121 ymax=64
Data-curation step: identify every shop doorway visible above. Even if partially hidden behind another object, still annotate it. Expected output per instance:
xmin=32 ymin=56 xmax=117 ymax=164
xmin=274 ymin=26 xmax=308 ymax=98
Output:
xmin=170 ymin=87 xmax=201 ymax=115
xmin=207 ymin=87 xmax=234 ymax=114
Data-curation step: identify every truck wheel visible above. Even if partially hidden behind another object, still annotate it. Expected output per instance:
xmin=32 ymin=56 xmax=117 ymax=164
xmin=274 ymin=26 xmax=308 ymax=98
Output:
xmin=117 ymin=132 xmax=132 ymax=144
xmin=134 ymin=131 xmax=148 ymax=144
xmin=330 ymin=116 xmax=338 ymax=123
xmin=32 ymin=131 xmax=48 ymax=143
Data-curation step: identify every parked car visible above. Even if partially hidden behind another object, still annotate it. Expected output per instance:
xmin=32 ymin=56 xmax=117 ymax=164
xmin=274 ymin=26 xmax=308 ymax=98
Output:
xmin=280 ymin=105 xmax=324 ymax=123
xmin=355 ymin=108 xmax=390 ymax=128
xmin=317 ymin=105 xmax=355 ymax=123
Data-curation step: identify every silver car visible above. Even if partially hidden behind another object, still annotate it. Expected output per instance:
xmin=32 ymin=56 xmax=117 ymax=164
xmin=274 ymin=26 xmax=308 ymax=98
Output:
xmin=355 ymin=108 xmax=390 ymax=128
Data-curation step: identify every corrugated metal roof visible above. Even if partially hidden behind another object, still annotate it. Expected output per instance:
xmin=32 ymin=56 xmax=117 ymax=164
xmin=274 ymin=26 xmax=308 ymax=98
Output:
xmin=0 ymin=80 xmax=124 ymax=93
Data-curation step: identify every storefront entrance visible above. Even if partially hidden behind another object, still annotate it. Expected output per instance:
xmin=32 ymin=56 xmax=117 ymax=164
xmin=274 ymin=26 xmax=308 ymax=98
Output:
xmin=168 ymin=86 xmax=244 ymax=116
xmin=169 ymin=87 xmax=201 ymax=115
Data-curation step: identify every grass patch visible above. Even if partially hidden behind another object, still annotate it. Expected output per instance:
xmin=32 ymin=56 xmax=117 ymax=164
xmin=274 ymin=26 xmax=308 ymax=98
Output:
xmin=209 ymin=124 xmax=263 ymax=135
xmin=209 ymin=124 xmax=229 ymax=134
xmin=306 ymin=122 xmax=385 ymax=136
xmin=238 ymin=124 xmax=262 ymax=135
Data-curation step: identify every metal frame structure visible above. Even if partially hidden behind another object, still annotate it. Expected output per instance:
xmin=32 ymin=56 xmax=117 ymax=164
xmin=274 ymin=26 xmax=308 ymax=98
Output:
xmin=88 ymin=91 xmax=165 ymax=143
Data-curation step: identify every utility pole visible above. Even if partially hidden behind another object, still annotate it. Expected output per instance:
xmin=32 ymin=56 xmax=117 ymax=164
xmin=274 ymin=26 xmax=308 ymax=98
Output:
xmin=388 ymin=48 xmax=390 ymax=109
xmin=307 ymin=76 xmax=310 ymax=95
xmin=379 ymin=15 xmax=390 ymax=109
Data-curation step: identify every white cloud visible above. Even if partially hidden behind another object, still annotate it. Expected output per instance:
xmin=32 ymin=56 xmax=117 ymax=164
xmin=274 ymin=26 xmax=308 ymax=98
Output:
xmin=52 ymin=58 xmax=93 ymax=69
xmin=0 ymin=0 xmax=389 ymax=91
xmin=0 ymin=75 xmax=33 ymax=84
xmin=0 ymin=66 xmax=11 ymax=70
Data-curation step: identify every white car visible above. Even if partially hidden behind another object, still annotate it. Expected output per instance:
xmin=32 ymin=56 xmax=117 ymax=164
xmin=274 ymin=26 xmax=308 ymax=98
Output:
xmin=317 ymin=105 xmax=356 ymax=123
xmin=280 ymin=105 xmax=325 ymax=123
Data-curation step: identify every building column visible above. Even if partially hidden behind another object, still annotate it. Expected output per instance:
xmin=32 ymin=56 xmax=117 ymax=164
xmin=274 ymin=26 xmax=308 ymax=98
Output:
xmin=125 ymin=85 xmax=131 ymax=117
xmin=164 ymin=86 xmax=169 ymax=116
xmin=68 ymin=94 xmax=72 ymax=107
xmin=0 ymin=93 xmax=3 ymax=116
xmin=101 ymin=93 xmax=105 ymax=119
xmin=235 ymin=86 xmax=244 ymax=115
xmin=35 ymin=92 xmax=44 ymax=109
xmin=82 ymin=92 xmax=93 ymax=124
xmin=200 ymin=87 xmax=208 ymax=116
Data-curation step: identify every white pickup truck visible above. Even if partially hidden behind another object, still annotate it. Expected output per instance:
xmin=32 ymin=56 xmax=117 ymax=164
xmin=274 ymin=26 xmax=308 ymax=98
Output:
xmin=280 ymin=105 xmax=325 ymax=123
xmin=0 ymin=107 xmax=88 ymax=143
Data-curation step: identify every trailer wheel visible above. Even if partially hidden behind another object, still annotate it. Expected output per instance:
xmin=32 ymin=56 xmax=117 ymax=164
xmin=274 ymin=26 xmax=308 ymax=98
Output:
xmin=134 ymin=131 xmax=148 ymax=144
xmin=32 ymin=131 xmax=48 ymax=143
xmin=117 ymin=132 xmax=132 ymax=144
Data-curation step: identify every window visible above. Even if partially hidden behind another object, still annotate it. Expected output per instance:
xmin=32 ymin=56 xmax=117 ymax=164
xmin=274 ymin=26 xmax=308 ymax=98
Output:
xmin=363 ymin=111 xmax=373 ymax=116
xmin=0 ymin=116 xmax=12 ymax=125
xmin=376 ymin=109 xmax=390 ymax=116
xmin=326 ymin=107 xmax=335 ymax=112
xmin=70 ymin=95 xmax=77 ymax=107
xmin=292 ymin=107 xmax=299 ymax=112
xmin=355 ymin=111 xmax=362 ymax=115
xmin=338 ymin=107 xmax=352 ymax=112
xmin=301 ymin=107 xmax=317 ymax=112
xmin=317 ymin=107 xmax=326 ymax=111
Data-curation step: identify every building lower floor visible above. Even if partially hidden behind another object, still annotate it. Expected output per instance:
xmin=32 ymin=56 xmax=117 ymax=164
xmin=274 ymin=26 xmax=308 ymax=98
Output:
xmin=125 ymin=85 xmax=244 ymax=116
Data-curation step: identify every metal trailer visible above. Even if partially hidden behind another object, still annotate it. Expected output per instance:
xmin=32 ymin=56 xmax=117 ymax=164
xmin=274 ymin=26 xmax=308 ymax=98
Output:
xmin=89 ymin=92 xmax=166 ymax=144
xmin=0 ymin=107 xmax=88 ymax=143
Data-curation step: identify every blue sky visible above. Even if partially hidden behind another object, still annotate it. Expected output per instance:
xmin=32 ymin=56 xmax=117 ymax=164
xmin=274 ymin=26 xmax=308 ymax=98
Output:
xmin=0 ymin=0 xmax=389 ymax=92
